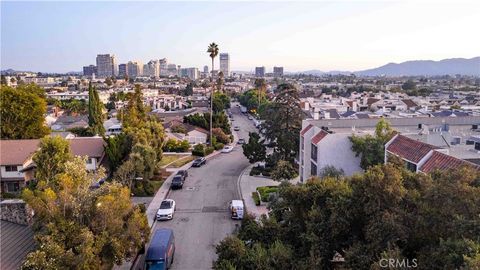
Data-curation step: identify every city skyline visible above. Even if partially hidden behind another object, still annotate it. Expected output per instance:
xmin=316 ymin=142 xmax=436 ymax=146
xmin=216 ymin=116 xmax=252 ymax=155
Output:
xmin=1 ymin=1 xmax=479 ymax=73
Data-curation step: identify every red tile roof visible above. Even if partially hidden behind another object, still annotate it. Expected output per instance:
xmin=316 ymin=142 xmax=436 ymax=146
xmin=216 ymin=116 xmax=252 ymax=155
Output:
xmin=300 ymin=124 xmax=313 ymax=137
xmin=420 ymin=150 xmax=480 ymax=173
xmin=386 ymin=135 xmax=439 ymax=163
xmin=311 ymin=130 xmax=328 ymax=144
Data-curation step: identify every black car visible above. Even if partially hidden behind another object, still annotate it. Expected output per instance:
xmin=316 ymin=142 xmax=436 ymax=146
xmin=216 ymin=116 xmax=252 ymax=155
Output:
xmin=192 ymin=157 xmax=206 ymax=167
xmin=170 ymin=175 xmax=184 ymax=189
xmin=237 ymin=139 xmax=246 ymax=144
xmin=176 ymin=170 xmax=188 ymax=179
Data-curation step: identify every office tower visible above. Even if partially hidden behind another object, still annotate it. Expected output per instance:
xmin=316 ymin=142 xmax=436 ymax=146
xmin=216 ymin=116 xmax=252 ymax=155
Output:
xmin=219 ymin=53 xmax=230 ymax=77
xmin=255 ymin=66 xmax=265 ymax=77
xmin=83 ymin=65 xmax=97 ymax=77
xmin=273 ymin=66 xmax=284 ymax=77
xmin=167 ymin=64 xmax=178 ymax=76
xmin=203 ymin=65 xmax=209 ymax=73
xmin=127 ymin=61 xmax=143 ymax=78
xmin=180 ymin=68 xmax=199 ymax=80
xmin=118 ymin=64 xmax=128 ymax=78
xmin=159 ymin=58 xmax=168 ymax=76
xmin=143 ymin=60 xmax=160 ymax=77
xmin=96 ymin=54 xmax=117 ymax=77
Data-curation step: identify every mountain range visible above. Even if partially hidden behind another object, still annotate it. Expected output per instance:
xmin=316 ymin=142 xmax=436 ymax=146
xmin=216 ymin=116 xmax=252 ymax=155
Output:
xmin=297 ymin=57 xmax=480 ymax=77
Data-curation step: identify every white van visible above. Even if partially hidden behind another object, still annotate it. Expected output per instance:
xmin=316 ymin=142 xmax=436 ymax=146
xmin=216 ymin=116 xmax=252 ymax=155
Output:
xmin=229 ymin=200 xmax=244 ymax=220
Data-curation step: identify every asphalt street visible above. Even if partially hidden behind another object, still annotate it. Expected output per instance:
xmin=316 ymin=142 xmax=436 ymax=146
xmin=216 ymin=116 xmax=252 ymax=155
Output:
xmin=142 ymin=104 xmax=258 ymax=270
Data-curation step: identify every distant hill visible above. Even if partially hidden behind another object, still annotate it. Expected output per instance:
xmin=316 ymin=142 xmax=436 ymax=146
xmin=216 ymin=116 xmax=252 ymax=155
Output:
xmin=355 ymin=57 xmax=480 ymax=76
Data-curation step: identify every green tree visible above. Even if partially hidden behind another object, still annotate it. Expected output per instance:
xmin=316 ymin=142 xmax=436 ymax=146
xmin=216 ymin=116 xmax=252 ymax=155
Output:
xmin=350 ymin=118 xmax=395 ymax=170
xmin=104 ymin=133 xmax=131 ymax=171
xmin=271 ymin=160 xmax=297 ymax=181
xmin=33 ymin=136 xmax=73 ymax=185
xmin=401 ymin=79 xmax=416 ymax=90
xmin=319 ymin=165 xmax=345 ymax=179
xmin=261 ymin=84 xmax=302 ymax=162
xmin=183 ymin=82 xmax=194 ymax=96
xmin=22 ymin=157 xmax=149 ymax=269
xmin=207 ymin=42 xmax=219 ymax=145
xmin=105 ymin=77 xmax=113 ymax=86
xmin=121 ymin=84 xmax=147 ymax=129
xmin=88 ymin=82 xmax=105 ymax=135
xmin=0 ymin=84 xmax=49 ymax=139
xmin=242 ymin=132 xmax=266 ymax=163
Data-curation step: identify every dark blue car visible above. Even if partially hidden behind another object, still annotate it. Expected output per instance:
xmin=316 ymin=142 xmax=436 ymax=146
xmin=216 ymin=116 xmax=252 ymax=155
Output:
xmin=145 ymin=229 xmax=175 ymax=270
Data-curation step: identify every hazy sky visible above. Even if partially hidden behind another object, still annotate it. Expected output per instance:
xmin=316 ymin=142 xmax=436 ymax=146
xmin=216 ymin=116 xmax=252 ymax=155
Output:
xmin=1 ymin=1 xmax=479 ymax=73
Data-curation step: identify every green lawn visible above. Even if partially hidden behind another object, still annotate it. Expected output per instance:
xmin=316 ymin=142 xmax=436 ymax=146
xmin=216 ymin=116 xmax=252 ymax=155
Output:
xmin=150 ymin=180 xmax=165 ymax=193
xmin=167 ymin=155 xmax=196 ymax=168
xmin=158 ymin=155 xmax=183 ymax=167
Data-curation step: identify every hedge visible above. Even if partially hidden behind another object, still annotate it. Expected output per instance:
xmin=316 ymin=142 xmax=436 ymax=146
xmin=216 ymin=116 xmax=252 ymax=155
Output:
xmin=252 ymin=192 xmax=261 ymax=206
xmin=256 ymin=186 xmax=278 ymax=202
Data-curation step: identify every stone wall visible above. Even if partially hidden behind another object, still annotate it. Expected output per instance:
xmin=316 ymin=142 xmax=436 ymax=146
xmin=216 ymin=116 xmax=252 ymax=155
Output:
xmin=0 ymin=199 xmax=33 ymax=225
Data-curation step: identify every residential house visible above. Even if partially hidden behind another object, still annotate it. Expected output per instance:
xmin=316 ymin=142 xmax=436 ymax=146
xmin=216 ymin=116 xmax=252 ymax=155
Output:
xmin=164 ymin=119 xmax=208 ymax=145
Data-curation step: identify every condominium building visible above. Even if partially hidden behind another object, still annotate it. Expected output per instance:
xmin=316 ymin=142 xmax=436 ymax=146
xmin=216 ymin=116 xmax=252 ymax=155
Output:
xmin=273 ymin=66 xmax=284 ymax=77
xmin=96 ymin=54 xmax=117 ymax=78
xmin=83 ymin=65 xmax=97 ymax=77
xmin=180 ymin=68 xmax=199 ymax=80
xmin=255 ymin=66 xmax=265 ymax=77
xmin=127 ymin=61 xmax=143 ymax=78
xmin=219 ymin=53 xmax=230 ymax=77
xmin=118 ymin=64 xmax=128 ymax=78
xmin=203 ymin=65 xmax=209 ymax=73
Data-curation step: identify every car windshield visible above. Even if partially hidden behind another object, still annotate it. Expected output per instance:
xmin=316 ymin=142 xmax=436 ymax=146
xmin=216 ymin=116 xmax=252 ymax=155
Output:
xmin=160 ymin=201 xmax=171 ymax=209
xmin=172 ymin=176 xmax=182 ymax=182
xmin=145 ymin=260 xmax=165 ymax=270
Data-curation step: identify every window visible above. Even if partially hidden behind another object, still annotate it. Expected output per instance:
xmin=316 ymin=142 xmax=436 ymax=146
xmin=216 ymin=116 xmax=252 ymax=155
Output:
xmin=311 ymin=144 xmax=318 ymax=162
xmin=311 ymin=162 xmax=317 ymax=176
xmin=6 ymin=182 xmax=20 ymax=192
xmin=301 ymin=137 xmax=304 ymax=150
xmin=5 ymin=165 xmax=18 ymax=172
xmin=86 ymin=158 xmax=93 ymax=164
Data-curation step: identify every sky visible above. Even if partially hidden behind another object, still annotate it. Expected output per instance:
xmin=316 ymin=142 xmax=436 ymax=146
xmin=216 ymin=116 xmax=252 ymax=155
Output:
xmin=1 ymin=1 xmax=479 ymax=73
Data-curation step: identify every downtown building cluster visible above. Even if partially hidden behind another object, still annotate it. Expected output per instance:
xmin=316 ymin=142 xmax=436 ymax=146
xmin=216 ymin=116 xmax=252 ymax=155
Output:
xmin=82 ymin=53 xmax=233 ymax=80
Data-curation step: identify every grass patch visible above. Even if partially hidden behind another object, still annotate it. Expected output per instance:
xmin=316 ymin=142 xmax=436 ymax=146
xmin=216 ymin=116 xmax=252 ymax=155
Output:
xmin=167 ymin=155 xmax=196 ymax=168
xmin=158 ymin=154 xmax=183 ymax=167
xmin=256 ymin=186 xmax=279 ymax=202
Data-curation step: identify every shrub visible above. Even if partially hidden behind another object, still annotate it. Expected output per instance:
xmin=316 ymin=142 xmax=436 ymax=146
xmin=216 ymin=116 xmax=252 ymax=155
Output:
xmin=214 ymin=143 xmax=225 ymax=150
xmin=192 ymin=144 xmax=206 ymax=156
xmin=250 ymin=165 xmax=263 ymax=176
xmin=252 ymin=192 xmax=261 ymax=206
xmin=163 ymin=139 xmax=190 ymax=153
xmin=256 ymin=186 xmax=279 ymax=202
xmin=206 ymin=146 xmax=215 ymax=155
xmin=213 ymin=128 xmax=230 ymax=144
xmin=143 ymin=181 xmax=155 ymax=196
xmin=1 ymin=192 xmax=18 ymax=199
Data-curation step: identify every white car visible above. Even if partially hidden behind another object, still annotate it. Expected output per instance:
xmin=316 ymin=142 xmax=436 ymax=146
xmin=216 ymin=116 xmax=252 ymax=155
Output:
xmin=221 ymin=145 xmax=234 ymax=153
xmin=156 ymin=199 xmax=176 ymax=220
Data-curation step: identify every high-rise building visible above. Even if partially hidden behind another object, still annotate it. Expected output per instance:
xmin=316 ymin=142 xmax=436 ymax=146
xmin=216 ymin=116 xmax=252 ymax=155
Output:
xmin=159 ymin=58 xmax=168 ymax=76
xmin=255 ymin=66 xmax=265 ymax=77
xmin=219 ymin=53 xmax=230 ymax=77
xmin=83 ymin=65 xmax=97 ymax=77
xmin=96 ymin=54 xmax=117 ymax=78
xmin=143 ymin=60 xmax=160 ymax=78
xmin=127 ymin=61 xmax=143 ymax=78
xmin=167 ymin=64 xmax=178 ymax=76
xmin=180 ymin=68 xmax=199 ymax=80
xmin=273 ymin=66 xmax=284 ymax=77
xmin=203 ymin=65 xmax=209 ymax=73
xmin=118 ymin=64 xmax=128 ymax=78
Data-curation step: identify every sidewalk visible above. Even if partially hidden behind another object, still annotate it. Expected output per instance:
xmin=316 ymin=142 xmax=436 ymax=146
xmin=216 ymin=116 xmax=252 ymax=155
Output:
xmin=238 ymin=165 xmax=280 ymax=218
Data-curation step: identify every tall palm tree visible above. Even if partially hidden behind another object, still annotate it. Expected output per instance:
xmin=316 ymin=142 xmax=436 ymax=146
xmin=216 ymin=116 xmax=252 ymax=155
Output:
xmin=207 ymin=42 xmax=219 ymax=146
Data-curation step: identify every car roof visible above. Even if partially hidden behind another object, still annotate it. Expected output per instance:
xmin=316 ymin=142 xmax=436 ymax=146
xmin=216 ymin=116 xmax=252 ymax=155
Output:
xmin=231 ymin=200 xmax=244 ymax=207
xmin=146 ymin=229 xmax=173 ymax=260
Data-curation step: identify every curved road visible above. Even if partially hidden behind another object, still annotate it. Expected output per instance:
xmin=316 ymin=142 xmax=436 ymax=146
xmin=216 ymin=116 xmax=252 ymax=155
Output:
xmin=152 ymin=104 xmax=257 ymax=270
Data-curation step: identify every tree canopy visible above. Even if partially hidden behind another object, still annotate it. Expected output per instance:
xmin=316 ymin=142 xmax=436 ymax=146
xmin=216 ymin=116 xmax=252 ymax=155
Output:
xmin=242 ymin=132 xmax=266 ymax=164
xmin=88 ymin=82 xmax=105 ymax=136
xmin=1 ymin=84 xmax=49 ymax=139
xmin=214 ymin=164 xmax=480 ymax=269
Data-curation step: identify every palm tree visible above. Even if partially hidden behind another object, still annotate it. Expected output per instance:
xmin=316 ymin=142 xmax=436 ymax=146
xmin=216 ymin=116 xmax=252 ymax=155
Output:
xmin=207 ymin=42 xmax=219 ymax=146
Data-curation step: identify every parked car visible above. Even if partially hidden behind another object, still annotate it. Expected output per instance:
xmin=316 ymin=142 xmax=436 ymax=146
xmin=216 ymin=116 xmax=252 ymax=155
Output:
xmin=229 ymin=200 xmax=244 ymax=220
xmin=156 ymin=199 xmax=176 ymax=220
xmin=176 ymin=170 xmax=188 ymax=179
xmin=237 ymin=139 xmax=246 ymax=144
xmin=234 ymin=126 xmax=240 ymax=131
xmin=144 ymin=228 xmax=175 ymax=270
xmin=248 ymin=116 xmax=253 ymax=120
xmin=171 ymin=175 xmax=185 ymax=189
xmin=192 ymin=157 xmax=206 ymax=167
xmin=221 ymin=145 xmax=234 ymax=153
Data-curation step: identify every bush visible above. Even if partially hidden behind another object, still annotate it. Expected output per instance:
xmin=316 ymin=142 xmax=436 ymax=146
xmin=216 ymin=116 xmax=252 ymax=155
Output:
xmin=1 ymin=192 xmax=19 ymax=199
xmin=205 ymin=146 xmax=215 ymax=155
xmin=214 ymin=143 xmax=225 ymax=150
xmin=192 ymin=144 xmax=206 ymax=156
xmin=250 ymin=165 xmax=263 ymax=176
xmin=163 ymin=139 xmax=190 ymax=153
xmin=132 ymin=181 xmax=155 ymax=197
xmin=213 ymin=128 xmax=230 ymax=144
xmin=252 ymin=192 xmax=261 ymax=206
xmin=256 ymin=186 xmax=279 ymax=202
